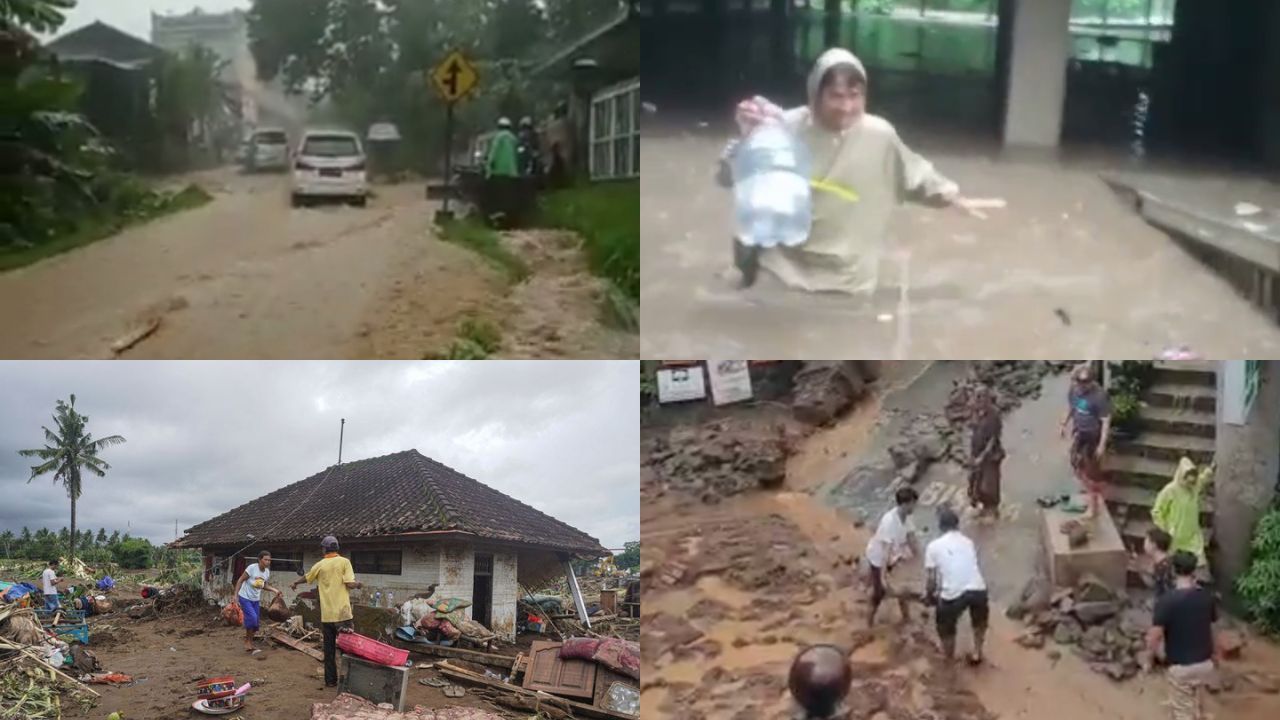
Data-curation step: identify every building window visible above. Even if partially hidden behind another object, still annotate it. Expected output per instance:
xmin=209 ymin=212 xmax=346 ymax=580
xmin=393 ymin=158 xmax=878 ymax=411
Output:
xmin=352 ymin=550 xmax=403 ymax=576
xmin=589 ymin=79 xmax=639 ymax=181
xmin=257 ymin=551 xmax=302 ymax=574
xmin=474 ymin=553 xmax=493 ymax=575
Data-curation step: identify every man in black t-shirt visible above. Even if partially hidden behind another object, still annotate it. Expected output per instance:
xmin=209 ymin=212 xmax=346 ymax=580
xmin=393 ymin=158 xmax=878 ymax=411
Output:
xmin=1147 ymin=551 xmax=1222 ymax=720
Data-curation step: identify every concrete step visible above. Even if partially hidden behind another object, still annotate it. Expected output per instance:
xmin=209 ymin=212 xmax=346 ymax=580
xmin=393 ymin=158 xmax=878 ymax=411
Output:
xmin=1118 ymin=515 xmax=1215 ymax=553
xmin=1151 ymin=361 xmax=1217 ymax=388
xmin=1103 ymin=483 xmax=1215 ymax=523
xmin=1146 ymin=382 xmax=1217 ymax=412
xmin=1112 ymin=432 xmax=1216 ymax=465
xmin=1104 ymin=453 xmax=1180 ymax=490
xmin=1137 ymin=405 xmax=1217 ymax=439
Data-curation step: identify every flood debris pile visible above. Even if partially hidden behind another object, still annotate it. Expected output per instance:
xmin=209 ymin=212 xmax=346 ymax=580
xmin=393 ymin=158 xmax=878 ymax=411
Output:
xmin=311 ymin=693 xmax=504 ymax=719
xmin=645 ymin=421 xmax=795 ymax=502
xmin=791 ymin=361 xmax=881 ymax=427
xmin=0 ymin=605 xmax=102 ymax=718
xmin=886 ymin=361 xmax=1077 ymax=485
xmin=887 ymin=413 xmax=958 ymax=485
xmin=1008 ymin=574 xmax=1155 ymax=682
xmin=525 ymin=574 xmax=640 ymax=642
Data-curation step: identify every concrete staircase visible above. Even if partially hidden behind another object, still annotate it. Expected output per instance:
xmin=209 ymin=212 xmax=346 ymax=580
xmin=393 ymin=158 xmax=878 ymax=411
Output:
xmin=1102 ymin=361 xmax=1218 ymax=583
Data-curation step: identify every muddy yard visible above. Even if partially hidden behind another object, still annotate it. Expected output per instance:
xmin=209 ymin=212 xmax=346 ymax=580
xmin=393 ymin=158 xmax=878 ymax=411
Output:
xmin=640 ymin=361 xmax=1280 ymax=720
xmin=64 ymin=605 xmax=534 ymax=720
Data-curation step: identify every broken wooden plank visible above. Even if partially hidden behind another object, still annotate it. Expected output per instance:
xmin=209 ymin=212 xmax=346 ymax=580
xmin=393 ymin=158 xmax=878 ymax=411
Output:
xmin=437 ymin=661 xmax=634 ymax=720
xmin=509 ymin=652 xmax=524 ymax=680
xmin=393 ymin=639 xmax=516 ymax=669
xmin=110 ymin=316 xmax=162 ymax=355
xmin=269 ymin=630 xmax=323 ymax=661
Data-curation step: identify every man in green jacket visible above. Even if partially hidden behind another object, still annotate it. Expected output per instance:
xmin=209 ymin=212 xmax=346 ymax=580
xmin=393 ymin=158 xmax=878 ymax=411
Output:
xmin=486 ymin=117 xmax=519 ymax=178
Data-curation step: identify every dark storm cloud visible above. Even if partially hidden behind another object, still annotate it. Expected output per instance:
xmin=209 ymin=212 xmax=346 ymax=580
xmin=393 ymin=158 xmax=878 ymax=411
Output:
xmin=0 ymin=361 xmax=638 ymax=549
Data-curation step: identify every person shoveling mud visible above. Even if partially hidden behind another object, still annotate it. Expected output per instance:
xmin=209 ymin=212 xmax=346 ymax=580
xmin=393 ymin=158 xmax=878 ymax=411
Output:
xmin=715 ymin=48 xmax=1002 ymax=302
xmin=864 ymin=487 xmax=921 ymax=628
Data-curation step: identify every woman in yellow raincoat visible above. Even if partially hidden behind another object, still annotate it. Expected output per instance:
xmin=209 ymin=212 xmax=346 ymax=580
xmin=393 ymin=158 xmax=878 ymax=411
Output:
xmin=1152 ymin=456 xmax=1215 ymax=565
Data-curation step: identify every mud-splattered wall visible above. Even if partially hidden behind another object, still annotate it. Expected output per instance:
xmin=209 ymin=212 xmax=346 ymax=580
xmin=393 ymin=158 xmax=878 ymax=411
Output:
xmin=1215 ymin=361 xmax=1280 ymax=590
xmin=201 ymin=539 xmax=526 ymax=640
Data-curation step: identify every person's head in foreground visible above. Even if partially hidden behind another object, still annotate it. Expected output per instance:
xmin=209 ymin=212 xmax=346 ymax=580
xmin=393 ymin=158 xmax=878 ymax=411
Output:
xmin=1172 ymin=550 xmax=1198 ymax=580
xmin=321 ymin=535 xmax=339 ymax=553
xmin=788 ymin=644 xmax=851 ymax=719
xmin=256 ymin=550 xmax=271 ymax=570
xmin=1145 ymin=527 xmax=1172 ymax=558
xmin=48 ymin=559 xmax=59 ymax=569
xmin=809 ymin=49 xmax=868 ymax=133
xmin=895 ymin=486 xmax=919 ymax=518
xmin=938 ymin=506 xmax=960 ymax=533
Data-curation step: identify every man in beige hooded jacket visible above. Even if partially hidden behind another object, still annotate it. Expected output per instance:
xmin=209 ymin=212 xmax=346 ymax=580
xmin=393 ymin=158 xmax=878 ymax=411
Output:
xmin=722 ymin=48 xmax=977 ymax=297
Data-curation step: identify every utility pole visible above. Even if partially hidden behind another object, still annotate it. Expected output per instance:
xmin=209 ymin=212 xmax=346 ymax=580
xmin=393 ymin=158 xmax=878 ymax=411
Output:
xmin=338 ymin=418 xmax=346 ymax=465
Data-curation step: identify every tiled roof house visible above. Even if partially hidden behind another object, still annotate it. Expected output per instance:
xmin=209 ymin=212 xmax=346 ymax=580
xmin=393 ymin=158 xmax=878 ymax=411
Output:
xmin=173 ymin=450 xmax=608 ymax=640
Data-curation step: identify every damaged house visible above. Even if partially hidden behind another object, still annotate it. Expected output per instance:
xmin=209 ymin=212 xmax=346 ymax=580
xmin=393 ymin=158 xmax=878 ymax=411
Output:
xmin=171 ymin=450 xmax=608 ymax=641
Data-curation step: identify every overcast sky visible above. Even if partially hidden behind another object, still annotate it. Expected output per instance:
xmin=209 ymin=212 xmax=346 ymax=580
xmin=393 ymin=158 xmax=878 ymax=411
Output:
xmin=54 ymin=0 xmax=251 ymax=41
xmin=0 ymin=361 xmax=638 ymax=550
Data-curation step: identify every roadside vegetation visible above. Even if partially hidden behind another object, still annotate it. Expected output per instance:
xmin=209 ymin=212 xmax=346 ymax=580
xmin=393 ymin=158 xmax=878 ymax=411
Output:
xmin=1238 ymin=507 xmax=1280 ymax=635
xmin=431 ymin=315 xmax=505 ymax=360
xmin=438 ymin=218 xmax=530 ymax=284
xmin=536 ymin=181 xmax=639 ymax=331
xmin=1 ymin=0 xmax=226 ymax=270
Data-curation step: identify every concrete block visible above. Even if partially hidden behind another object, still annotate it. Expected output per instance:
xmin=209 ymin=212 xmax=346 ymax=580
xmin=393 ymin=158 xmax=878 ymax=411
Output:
xmin=1042 ymin=502 xmax=1127 ymax=592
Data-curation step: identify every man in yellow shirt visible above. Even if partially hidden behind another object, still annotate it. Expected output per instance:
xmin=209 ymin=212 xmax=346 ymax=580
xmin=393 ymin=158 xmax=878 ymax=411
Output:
xmin=291 ymin=535 xmax=364 ymax=687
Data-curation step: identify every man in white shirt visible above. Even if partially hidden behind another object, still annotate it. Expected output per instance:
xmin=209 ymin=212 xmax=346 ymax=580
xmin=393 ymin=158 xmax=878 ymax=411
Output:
xmin=41 ymin=559 xmax=62 ymax=612
xmin=864 ymin=487 xmax=920 ymax=627
xmin=925 ymin=507 xmax=990 ymax=665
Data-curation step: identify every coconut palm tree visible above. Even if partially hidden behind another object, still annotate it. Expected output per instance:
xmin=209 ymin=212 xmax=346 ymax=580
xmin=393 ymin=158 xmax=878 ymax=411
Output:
xmin=18 ymin=394 xmax=126 ymax=566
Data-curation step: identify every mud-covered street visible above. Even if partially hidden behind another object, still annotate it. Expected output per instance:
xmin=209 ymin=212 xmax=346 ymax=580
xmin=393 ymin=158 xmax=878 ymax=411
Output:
xmin=640 ymin=361 xmax=1280 ymax=720
xmin=640 ymin=128 xmax=1280 ymax=358
xmin=0 ymin=169 xmax=634 ymax=360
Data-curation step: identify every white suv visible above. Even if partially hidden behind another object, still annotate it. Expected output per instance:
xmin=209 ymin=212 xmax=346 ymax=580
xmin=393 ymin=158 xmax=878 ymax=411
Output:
xmin=291 ymin=130 xmax=369 ymax=207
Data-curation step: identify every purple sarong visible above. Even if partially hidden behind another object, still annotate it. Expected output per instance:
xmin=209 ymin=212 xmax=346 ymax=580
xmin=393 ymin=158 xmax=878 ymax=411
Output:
xmin=238 ymin=595 xmax=261 ymax=631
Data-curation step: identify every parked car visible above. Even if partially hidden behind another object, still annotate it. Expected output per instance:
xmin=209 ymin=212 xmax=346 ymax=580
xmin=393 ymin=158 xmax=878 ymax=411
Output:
xmin=245 ymin=127 xmax=289 ymax=172
xmin=291 ymin=130 xmax=368 ymax=207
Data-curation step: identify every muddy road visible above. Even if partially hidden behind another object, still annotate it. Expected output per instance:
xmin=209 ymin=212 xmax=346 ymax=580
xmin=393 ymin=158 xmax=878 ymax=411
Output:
xmin=640 ymin=126 xmax=1280 ymax=358
xmin=0 ymin=169 xmax=634 ymax=359
xmin=640 ymin=362 xmax=1280 ymax=720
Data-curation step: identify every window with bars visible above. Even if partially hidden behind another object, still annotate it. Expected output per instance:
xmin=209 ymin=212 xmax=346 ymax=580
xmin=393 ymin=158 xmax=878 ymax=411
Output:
xmin=248 ymin=551 xmax=302 ymax=574
xmin=474 ymin=553 xmax=493 ymax=575
xmin=351 ymin=549 xmax=403 ymax=576
xmin=589 ymin=79 xmax=640 ymax=181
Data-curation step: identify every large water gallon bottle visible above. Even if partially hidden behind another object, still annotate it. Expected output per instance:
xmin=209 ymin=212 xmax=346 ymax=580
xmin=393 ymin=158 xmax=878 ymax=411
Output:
xmin=731 ymin=98 xmax=812 ymax=249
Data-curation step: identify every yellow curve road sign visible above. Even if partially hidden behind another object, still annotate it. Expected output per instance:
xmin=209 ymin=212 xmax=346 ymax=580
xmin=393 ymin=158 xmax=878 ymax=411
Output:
xmin=431 ymin=50 xmax=479 ymax=103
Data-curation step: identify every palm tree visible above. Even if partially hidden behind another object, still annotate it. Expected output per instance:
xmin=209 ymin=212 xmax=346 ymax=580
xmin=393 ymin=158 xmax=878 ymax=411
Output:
xmin=18 ymin=395 xmax=126 ymax=566
xmin=0 ymin=530 xmax=13 ymax=558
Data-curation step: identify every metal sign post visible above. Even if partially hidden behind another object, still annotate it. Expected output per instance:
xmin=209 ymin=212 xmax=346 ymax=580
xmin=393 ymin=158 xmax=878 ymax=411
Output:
xmin=428 ymin=50 xmax=479 ymax=224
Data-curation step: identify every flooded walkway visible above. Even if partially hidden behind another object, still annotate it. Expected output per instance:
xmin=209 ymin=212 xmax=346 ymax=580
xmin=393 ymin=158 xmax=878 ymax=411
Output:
xmin=640 ymin=129 xmax=1280 ymax=358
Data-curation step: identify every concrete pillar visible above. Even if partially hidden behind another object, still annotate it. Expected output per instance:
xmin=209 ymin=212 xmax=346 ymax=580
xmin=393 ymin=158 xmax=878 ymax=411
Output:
xmin=1001 ymin=0 xmax=1071 ymax=149
xmin=1213 ymin=361 xmax=1280 ymax=591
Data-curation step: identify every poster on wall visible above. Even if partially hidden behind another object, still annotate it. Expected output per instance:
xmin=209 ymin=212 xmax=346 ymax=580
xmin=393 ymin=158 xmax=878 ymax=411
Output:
xmin=708 ymin=360 xmax=754 ymax=406
xmin=657 ymin=365 xmax=707 ymax=404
